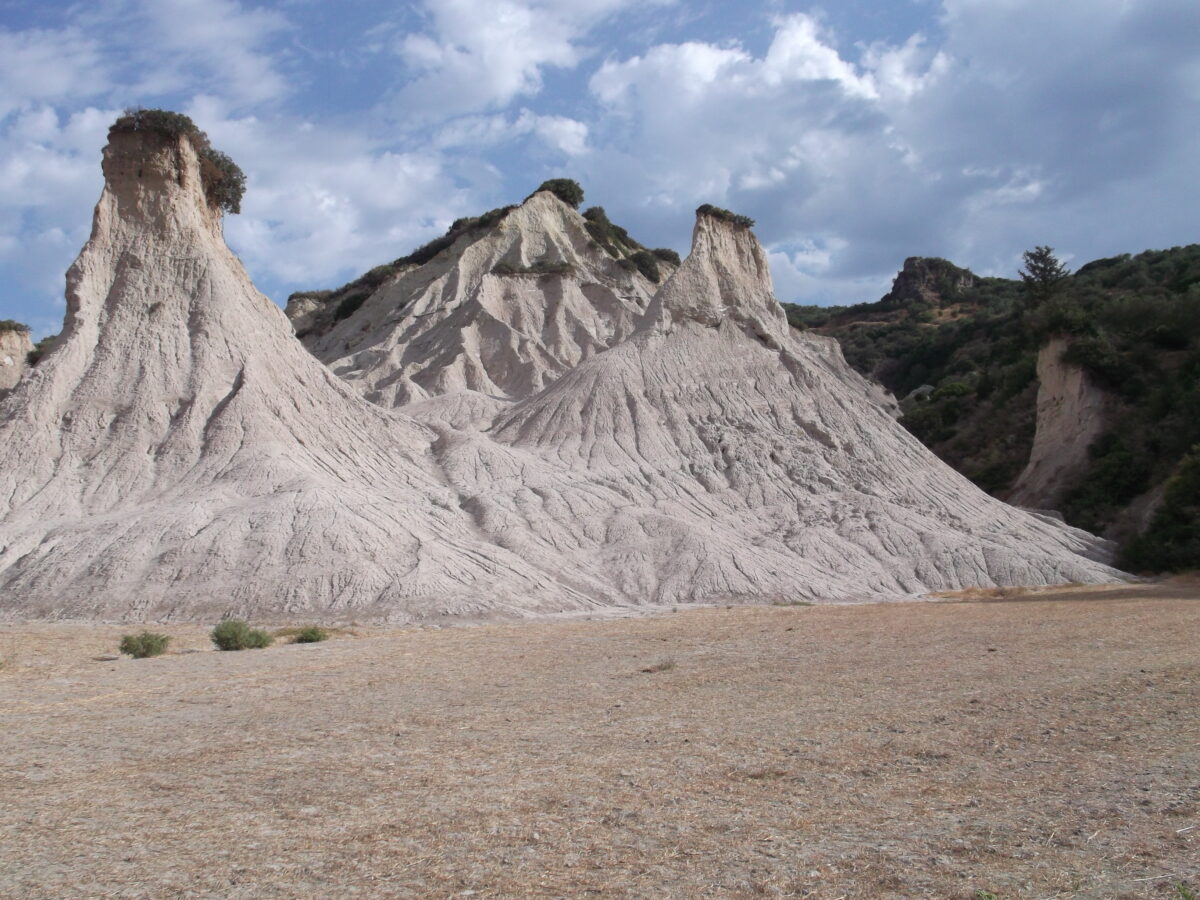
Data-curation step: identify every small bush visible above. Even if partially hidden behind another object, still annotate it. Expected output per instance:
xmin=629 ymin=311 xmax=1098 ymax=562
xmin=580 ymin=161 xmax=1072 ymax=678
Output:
xmin=696 ymin=203 xmax=755 ymax=229
xmin=211 ymin=619 xmax=273 ymax=651
xmin=531 ymin=178 xmax=584 ymax=209
xmin=0 ymin=319 xmax=30 ymax=334
xmin=119 ymin=631 xmax=170 ymax=659
xmin=292 ymin=626 xmax=330 ymax=644
xmin=651 ymin=248 xmax=681 ymax=266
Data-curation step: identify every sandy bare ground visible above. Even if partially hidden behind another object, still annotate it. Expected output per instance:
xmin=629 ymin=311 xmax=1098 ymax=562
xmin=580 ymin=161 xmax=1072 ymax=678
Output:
xmin=1 ymin=583 xmax=1197 ymax=898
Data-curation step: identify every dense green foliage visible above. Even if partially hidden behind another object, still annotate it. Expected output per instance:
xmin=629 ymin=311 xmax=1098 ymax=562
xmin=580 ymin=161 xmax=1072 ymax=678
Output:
xmin=198 ymin=148 xmax=246 ymax=215
xmin=211 ymin=620 xmax=273 ymax=651
xmin=0 ymin=320 xmax=30 ymax=333
xmin=110 ymin=109 xmax=246 ymax=215
xmin=110 ymin=108 xmax=197 ymax=138
xmin=696 ymin=204 xmax=755 ymax=229
xmin=334 ymin=292 xmax=369 ymax=320
xmin=1120 ymin=447 xmax=1200 ymax=572
xmin=119 ymin=631 xmax=170 ymax=658
xmin=582 ymin=206 xmax=644 ymax=259
xmin=652 ymin=248 xmax=682 ymax=266
xmin=530 ymin=178 xmax=585 ymax=208
xmin=787 ymin=244 xmax=1200 ymax=569
xmin=628 ymin=250 xmax=661 ymax=283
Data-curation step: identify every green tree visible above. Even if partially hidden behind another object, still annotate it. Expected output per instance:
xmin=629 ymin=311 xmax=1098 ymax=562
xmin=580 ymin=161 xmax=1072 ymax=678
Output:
xmin=532 ymin=178 xmax=584 ymax=209
xmin=1019 ymin=245 xmax=1069 ymax=309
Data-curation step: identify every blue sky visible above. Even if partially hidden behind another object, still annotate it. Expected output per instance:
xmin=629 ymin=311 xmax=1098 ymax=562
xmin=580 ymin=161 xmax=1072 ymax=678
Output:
xmin=1 ymin=0 xmax=1197 ymax=337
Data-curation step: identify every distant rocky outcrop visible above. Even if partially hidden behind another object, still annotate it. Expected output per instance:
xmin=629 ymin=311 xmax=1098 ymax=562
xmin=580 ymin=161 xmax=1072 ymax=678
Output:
xmin=0 ymin=118 xmax=1121 ymax=622
xmin=879 ymin=257 xmax=980 ymax=310
xmin=786 ymin=246 xmax=1200 ymax=570
xmin=0 ymin=323 xmax=33 ymax=395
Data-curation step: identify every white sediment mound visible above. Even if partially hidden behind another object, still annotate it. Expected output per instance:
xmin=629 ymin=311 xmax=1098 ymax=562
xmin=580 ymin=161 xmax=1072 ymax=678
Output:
xmin=0 ymin=130 xmax=1121 ymax=622
xmin=304 ymin=193 xmax=666 ymax=421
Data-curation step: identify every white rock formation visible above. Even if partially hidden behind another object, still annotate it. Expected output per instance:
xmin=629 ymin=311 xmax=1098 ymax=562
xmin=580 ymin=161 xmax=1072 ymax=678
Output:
xmin=1008 ymin=338 xmax=1115 ymax=510
xmin=0 ymin=130 xmax=593 ymax=622
xmin=305 ymin=193 xmax=667 ymax=420
xmin=0 ymin=327 xmax=33 ymax=395
xmin=0 ymin=128 xmax=1121 ymax=622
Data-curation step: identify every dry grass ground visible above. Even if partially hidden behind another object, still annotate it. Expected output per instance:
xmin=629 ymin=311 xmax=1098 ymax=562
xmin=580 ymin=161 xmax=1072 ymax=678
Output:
xmin=1 ymin=582 xmax=1197 ymax=898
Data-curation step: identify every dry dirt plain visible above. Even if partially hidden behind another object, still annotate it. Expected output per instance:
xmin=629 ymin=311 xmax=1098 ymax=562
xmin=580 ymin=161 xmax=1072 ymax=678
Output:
xmin=1 ymin=583 xmax=1197 ymax=898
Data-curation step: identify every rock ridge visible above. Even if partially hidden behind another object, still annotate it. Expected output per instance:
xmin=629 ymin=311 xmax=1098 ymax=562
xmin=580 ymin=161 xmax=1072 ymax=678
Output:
xmin=0 ymin=123 xmax=1123 ymax=621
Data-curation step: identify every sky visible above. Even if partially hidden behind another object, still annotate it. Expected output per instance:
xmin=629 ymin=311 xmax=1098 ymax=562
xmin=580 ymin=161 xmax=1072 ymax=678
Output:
xmin=1 ymin=0 xmax=1197 ymax=337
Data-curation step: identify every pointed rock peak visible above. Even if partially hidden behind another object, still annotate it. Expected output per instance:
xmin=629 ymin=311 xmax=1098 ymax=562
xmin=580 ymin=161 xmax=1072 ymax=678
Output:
xmin=647 ymin=203 xmax=786 ymax=340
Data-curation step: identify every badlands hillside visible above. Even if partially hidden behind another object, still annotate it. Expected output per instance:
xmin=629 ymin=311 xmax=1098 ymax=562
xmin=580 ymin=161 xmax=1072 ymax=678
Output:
xmin=0 ymin=114 xmax=1121 ymax=623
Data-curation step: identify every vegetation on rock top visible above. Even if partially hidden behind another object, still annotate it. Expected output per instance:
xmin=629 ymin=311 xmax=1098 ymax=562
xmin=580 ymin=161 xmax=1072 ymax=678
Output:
xmin=529 ymin=178 xmax=585 ymax=209
xmin=109 ymin=108 xmax=246 ymax=215
xmin=0 ymin=320 xmax=30 ymax=334
xmin=696 ymin=204 xmax=755 ymax=229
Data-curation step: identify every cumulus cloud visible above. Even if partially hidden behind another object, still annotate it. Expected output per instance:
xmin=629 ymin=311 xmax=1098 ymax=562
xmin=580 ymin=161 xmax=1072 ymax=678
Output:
xmin=70 ymin=0 xmax=293 ymax=108
xmin=579 ymin=1 xmax=1200 ymax=302
xmin=2 ymin=0 xmax=1196 ymax=332
xmin=383 ymin=0 xmax=673 ymax=118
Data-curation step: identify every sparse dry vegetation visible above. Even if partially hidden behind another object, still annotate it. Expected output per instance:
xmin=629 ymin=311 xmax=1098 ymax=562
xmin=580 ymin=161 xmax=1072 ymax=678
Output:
xmin=1 ymin=584 xmax=1196 ymax=897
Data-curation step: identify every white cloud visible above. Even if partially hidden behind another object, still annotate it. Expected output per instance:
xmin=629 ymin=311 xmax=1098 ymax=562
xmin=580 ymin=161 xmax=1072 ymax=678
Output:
xmin=199 ymin=110 xmax=472 ymax=287
xmin=0 ymin=28 xmax=110 ymax=118
xmin=386 ymin=0 xmax=674 ymax=118
xmin=65 ymin=0 xmax=292 ymax=109
xmin=433 ymin=109 xmax=589 ymax=155
xmin=578 ymin=0 xmax=1200 ymax=300
xmin=763 ymin=15 xmax=875 ymax=98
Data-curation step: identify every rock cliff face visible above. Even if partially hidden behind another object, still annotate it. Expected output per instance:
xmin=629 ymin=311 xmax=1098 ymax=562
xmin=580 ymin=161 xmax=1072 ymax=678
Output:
xmin=0 ymin=127 xmax=1122 ymax=622
xmin=1008 ymin=339 xmax=1114 ymax=510
xmin=0 ymin=327 xmax=33 ymax=395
